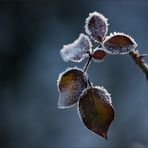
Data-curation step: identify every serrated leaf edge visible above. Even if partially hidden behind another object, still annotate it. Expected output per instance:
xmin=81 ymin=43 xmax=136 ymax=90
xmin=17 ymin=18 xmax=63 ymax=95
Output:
xmin=103 ymin=32 xmax=137 ymax=54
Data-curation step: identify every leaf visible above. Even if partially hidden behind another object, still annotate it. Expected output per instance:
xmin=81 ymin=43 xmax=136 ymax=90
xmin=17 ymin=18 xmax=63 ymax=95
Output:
xmin=60 ymin=34 xmax=92 ymax=62
xmin=92 ymin=48 xmax=107 ymax=62
xmin=103 ymin=32 xmax=137 ymax=54
xmin=85 ymin=11 xmax=108 ymax=42
xmin=57 ymin=67 xmax=88 ymax=109
xmin=78 ymin=86 xmax=114 ymax=139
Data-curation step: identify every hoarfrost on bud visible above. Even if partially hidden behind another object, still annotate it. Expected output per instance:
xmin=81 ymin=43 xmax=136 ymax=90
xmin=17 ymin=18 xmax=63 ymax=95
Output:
xmin=60 ymin=33 xmax=92 ymax=62
xmin=103 ymin=32 xmax=137 ymax=54
xmin=85 ymin=11 xmax=108 ymax=42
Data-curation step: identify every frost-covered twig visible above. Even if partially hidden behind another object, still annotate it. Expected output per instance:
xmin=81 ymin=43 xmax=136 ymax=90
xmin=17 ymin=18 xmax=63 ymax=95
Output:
xmin=129 ymin=50 xmax=148 ymax=80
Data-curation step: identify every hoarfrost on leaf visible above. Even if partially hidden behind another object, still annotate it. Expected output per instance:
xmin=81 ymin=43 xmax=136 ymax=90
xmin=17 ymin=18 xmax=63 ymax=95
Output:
xmin=103 ymin=32 xmax=137 ymax=54
xmin=57 ymin=67 xmax=88 ymax=109
xmin=94 ymin=86 xmax=112 ymax=104
xmin=78 ymin=86 xmax=114 ymax=139
xmin=60 ymin=33 xmax=92 ymax=62
xmin=85 ymin=11 xmax=108 ymax=42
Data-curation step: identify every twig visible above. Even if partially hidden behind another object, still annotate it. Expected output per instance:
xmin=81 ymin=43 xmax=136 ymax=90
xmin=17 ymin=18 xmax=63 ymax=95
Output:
xmin=83 ymin=55 xmax=92 ymax=73
xmin=129 ymin=50 xmax=148 ymax=80
xmin=83 ymin=55 xmax=93 ymax=87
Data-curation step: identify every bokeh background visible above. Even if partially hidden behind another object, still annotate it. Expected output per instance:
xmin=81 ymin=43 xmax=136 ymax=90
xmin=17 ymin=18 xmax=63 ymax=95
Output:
xmin=0 ymin=0 xmax=148 ymax=147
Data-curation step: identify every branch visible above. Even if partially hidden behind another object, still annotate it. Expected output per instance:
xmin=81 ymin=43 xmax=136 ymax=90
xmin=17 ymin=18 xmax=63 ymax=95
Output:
xmin=129 ymin=50 xmax=148 ymax=80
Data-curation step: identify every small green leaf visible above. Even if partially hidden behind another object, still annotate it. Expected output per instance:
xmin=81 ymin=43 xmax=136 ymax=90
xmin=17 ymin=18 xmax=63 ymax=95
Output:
xmin=57 ymin=67 xmax=87 ymax=109
xmin=78 ymin=86 xmax=114 ymax=139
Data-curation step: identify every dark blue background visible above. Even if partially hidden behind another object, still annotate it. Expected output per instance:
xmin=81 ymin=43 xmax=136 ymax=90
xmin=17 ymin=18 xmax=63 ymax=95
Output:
xmin=0 ymin=0 xmax=148 ymax=147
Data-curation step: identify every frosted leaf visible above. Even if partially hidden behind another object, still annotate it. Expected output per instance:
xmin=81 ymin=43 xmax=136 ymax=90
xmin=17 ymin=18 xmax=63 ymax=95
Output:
xmin=57 ymin=67 xmax=87 ymax=109
xmin=85 ymin=11 xmax=108 ymax=42
xmin=92 ymin=48 xmax=107 ymax=62
xmin=60 ymin=34 xmax=92 ymax=62
xmin=80 ymin=86 xmax=112 ymax=104
xmin=103 ymin=32 xmax=137 ymax=54
xmin=78 ymin=86 xmax=114 ymax=139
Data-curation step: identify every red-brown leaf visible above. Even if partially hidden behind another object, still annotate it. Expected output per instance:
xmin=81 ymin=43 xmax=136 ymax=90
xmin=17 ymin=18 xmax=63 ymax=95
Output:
xmin=92 ymin=48 xmax=107 ymax=61
xmin=103 ymin=32 xmax=137 ymax=54
xmin=78 ymin=86 xmax=114 ymax=139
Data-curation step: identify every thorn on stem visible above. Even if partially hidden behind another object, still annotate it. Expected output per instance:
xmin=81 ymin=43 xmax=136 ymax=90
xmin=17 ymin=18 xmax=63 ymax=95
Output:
xmin=129 ymin=51 xmax=148 ymax=80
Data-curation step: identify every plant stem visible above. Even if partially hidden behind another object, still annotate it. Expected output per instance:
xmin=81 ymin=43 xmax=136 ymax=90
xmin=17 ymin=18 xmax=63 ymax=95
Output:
xmin=83 ymin=55 xmax=93 ymax=87
xmin=83 ymin=55 xmax=92 ymax=73
xmin=87 ymin=78 xmax=92 ymax=87
xmin=129 ymin=50 xmax=148 ymax=80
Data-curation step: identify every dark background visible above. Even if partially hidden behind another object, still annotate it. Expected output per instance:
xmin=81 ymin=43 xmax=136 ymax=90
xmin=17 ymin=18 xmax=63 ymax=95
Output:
xmin=0 ymin=0 xmax=148 ymax=147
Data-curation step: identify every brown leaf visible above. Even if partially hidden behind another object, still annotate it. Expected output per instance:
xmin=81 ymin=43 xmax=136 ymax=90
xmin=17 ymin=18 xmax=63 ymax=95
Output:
xmin=85 ymin=12 xmax=108 ymax=42
xmin=92 ymin=48 xmax=107 ymax=61
xmin=103 ymin=32 xmax=137 ymax=54
xmin=78 ymin=86 xmax=114 ymax=139
xmin=57 ymin=67 xmax=87 ymax=109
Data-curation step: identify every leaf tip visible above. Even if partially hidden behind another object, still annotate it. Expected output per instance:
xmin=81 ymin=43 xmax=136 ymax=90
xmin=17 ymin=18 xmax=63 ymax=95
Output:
xmin=93 ymin=128 xmax=108 ymax=140
xmin=102 ymin=131 xmax=108 ymax=140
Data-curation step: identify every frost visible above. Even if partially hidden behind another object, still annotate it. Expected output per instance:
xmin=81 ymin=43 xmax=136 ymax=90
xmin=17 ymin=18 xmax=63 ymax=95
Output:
xmin=94 ymin=86 xmax=112 ymax=104
xmin=60 ymin=33 xmax=92 ymax=62
xmin=57 ymin=67 xmax=87 ymax=90
xmin=103 ymin=32 xmax=137 ymax=54
xmin=57 ymin=66 xmax=83 ymax=88
xmin=80 ymin=86 xmax=112 ymax=104
xmin=85 ymin=11 xmax=108 ymax=42
xmin=58 ymin=86 xmax=76 ymax=109
xmin=57 ymin=67 xmax=88 ymax=109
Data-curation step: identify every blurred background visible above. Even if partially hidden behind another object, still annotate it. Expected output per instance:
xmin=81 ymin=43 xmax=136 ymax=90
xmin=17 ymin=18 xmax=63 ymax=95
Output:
xmin=0 ymin=0 xmax=148 ymax=147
